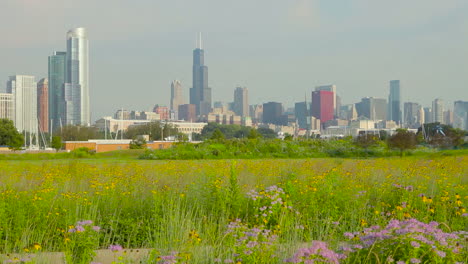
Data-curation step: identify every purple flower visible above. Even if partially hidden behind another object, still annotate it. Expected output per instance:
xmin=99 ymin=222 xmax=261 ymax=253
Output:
xmin=410 ymin=258 xmax=421 ymax=263
xmin=92 ymin=226 xmax=101 ymax=232
xmin=410 ymin=241 xmax=420 ymax=248
xmin=75 ymin=225 xmax=85 ymax=232
xmin=435 ymin=250 xmax=446 ymax=258
xmin=77 ymin=220 xmax=93 ymax=226
xmin=109 ymin=244 xmax=123 ymax=252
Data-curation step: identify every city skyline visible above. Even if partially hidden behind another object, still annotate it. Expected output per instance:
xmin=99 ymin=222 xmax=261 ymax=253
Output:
xmin=1 ymin=1 xmax=467 ymax=121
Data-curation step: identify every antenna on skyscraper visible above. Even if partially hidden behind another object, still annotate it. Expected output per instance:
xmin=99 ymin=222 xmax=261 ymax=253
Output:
xmin=196 ymin=32 xmax=202 ymax=49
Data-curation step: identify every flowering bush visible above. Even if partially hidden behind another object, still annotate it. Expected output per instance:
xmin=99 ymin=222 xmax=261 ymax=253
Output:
xmin=342 ymin=218 xmax=468 ymax=263
xmin=284 ymin=241 xmax=346 ymax=264
xmin=217 ymin=219 xmax=278 ymax=264
xmin=247 ymin=185 xmax=295 ymax=228
xmin=64 ymin=220 xmax=101 ymax=264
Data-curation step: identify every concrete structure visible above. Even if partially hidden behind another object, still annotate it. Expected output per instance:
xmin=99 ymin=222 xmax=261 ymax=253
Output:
xmin=48 ymin=51 xmax=66 ymax=130
xmin=432 ymin=98 xmax=444 ymax=123
xmin=315 ymin=85 xmax=337 ymax=116
xmin=64 ymin=27 xmax=89 ymax=125
xmin=233 ymin=87 xmax=249 ymax=117
xmin=37 ymin=78 xmax=49 ymax=133
xmin=178 ymin=104 xmax=197 ymax=122
xmin=7 ymin=75 xmax=38 ymax=133
xmin=262 ymin=102 xmax=285 ymax=125
xmin=454 ymin=101 xmax=468 ymax=130
xmin=311 ymin=90 xmax=334 ymax=126
xmin=388 ymin=80 xmax=401 ymax=124
xmin=0 ymin=93 xmax=14 ymax=121
xmin=64 ymin=140 xmax=174 ymax=153
xmin=114 ymin=109 xmax=131 ymax=120
xmin=95 ymin=117 xmax=206 ymax=135
xmin=190 ymin=33 xmax=211 ymax=116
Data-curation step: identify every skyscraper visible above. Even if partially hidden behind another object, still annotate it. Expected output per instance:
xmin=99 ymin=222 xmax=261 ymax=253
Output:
xmin=64 ymin=27 xmax=89 ymax=125
xmin=315 ymin=85 xmax=337 ymax=117
xmin=424 ymin=107 xmax=433 ymax=123
xmin=170 ymin=80 xmax=185 ymax=115
xmin=37 ymin=78 xmax=49 ymax=133
xmin=355 ymin=97 xmax=387 ymax=121
xmin=48 ymin=51 xmax=66 ymax=130
xmin=388 ymin=80 xmax=401 ymax=124
xmin=190 ymin=33 xmax=211 ymax=116
xmin=233 ymin=87 xmax=249 ymax=117
xmin=294 ymin=101 xmax=309 ymax=129
xmin=432 ymin=98 xmax=444 ymax=123
xmin=311 ymin=90 xmax=334 ymax=126
xmin=6 ymin=75 xmax=38 ymax=133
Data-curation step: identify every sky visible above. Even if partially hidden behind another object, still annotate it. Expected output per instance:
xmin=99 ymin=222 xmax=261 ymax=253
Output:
xmin=1 ymin=0 xmax=467 ymax=121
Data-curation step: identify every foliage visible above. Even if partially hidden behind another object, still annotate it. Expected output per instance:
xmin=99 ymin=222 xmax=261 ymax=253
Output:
xmin=388 ymin=129 xmax=417 ymax=157
xmin=210 ymin=128 xmax=225 ymax=141
xmin=0 ymin=118 xmax=24 ymax=150
xmin=129 ymin=138 xmax=147 ymax=149
xmin=51 ymin=136 xmax=62 ymax=151
xmin=124 ymin=121 xmax=178 ymax=141
xmin=56 ymin=125 xmax=99 ymax=141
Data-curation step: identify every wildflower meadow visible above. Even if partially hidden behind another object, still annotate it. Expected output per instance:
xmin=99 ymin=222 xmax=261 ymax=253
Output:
xmin=0 ymin=156 xmax=466 ymax=263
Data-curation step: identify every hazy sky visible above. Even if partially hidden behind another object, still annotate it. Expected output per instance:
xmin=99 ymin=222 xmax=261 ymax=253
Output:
xmin=1 ymin=0 xmax=467 ymax=121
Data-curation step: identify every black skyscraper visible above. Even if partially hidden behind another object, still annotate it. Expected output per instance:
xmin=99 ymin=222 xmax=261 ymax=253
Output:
xmin=190 ymin=33 xmax=212 ymax=116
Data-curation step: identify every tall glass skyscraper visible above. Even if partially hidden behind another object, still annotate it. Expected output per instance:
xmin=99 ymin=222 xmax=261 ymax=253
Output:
xmin=65 ymin=27 xmax=89 ymax=125
xmin=190 ymin=33 xmax=211 ymax=116
xmin=6 ymin=75 xmax=37 ymax=134
xmin=48 ymin=51 xmax=66 ymax=130
xmin=388 ymin=80 xmax=401 ymax=124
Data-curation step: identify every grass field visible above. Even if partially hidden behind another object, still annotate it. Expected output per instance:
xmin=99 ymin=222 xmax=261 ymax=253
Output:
xmin=0 ymin=156 xmax=467 ymax=263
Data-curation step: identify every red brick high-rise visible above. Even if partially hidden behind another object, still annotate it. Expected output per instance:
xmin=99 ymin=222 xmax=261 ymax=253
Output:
xmin=37 ymin=78 xmax=49 ymax=133
xmin=311 ymin=90 xmax=334 ymax=127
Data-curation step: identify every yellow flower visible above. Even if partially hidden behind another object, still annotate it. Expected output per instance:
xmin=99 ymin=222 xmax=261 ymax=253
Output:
xmin=33 ymin=243 xmax=41 ymax=250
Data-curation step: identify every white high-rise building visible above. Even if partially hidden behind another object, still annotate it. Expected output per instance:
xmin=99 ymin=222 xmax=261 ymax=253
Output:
xmin=64 ymin=27 xmax=89 ymax=125
xmin=6 ymin=75 xmax=38 ymax=133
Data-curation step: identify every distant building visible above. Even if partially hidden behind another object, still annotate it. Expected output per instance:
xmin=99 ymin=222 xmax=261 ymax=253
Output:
xmin=250 ymin=104 xmax=263 ymax=124
xmin=37 ymin=78 xmax=49 ymax=133
xmin=233 ymin=87 xmax=249 ymax=117
xmin=170 ymin=80 xmax=184 ymax=119
xmin=355 ymin=97 xmax=387 ymax=121
xmin=388 ymin=80 xmax=401 ymax=124
xmin=432 ymin=98 xmax=444 ymax=123
xmin=454 ymin=101 xmax=468 ymax=130
xmin=178 ymin=104 xmax=197 ymax=122
xmin=424 ymin=107 xmax=433 ymax=123
xmin=7 ymin=75 xmax=38 ymax=133
xmin=311 ymin=90 xmax=334 ymax=126
xmin=294 ymin=101 xmax=309 ymax=129
xmin=315 ymin=85 xmax=337 ymax=116
xmin=64 ymin=27 xmax=90 ymax=126
xmin=262 ymin=102 xmax=285 ymax=125
xmin=404 ymin=102 xmax=423 ymax=128
xmin=0 ymin=93 xmax=14 ymax=121
xmin=48 ymin=51 xmax=67 ymax=130
xmin=444 ymin=110 xmax=453 ymax=126
xmin=154 ymin=105 xmax=169 ymax=120
xmin=114 ymin=109 xmax=131 ymax=120
xmin=190 ymin=33 xmax=211 ymax=116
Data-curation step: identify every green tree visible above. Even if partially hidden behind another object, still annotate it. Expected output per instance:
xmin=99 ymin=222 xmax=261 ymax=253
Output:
xmin=210 ymin=128 xmax=225 ymax=141
xmin=51 ymin=136 xmax=62 ymax=152
xmin=56 ymin=125 xmax=99 ymax=141
xmin=0 ymin=118 xmax=24 ymax=150
xmin=247 ymin=128 xmax=262 ymax=139
xmin=388 ymin=129 xmax=417 ymax=157
xmin=354 ymin=134 xmax=379 ymax=151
